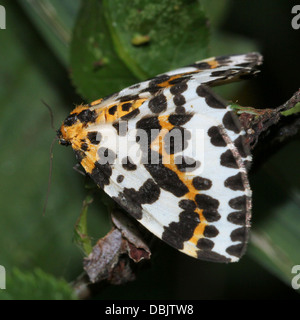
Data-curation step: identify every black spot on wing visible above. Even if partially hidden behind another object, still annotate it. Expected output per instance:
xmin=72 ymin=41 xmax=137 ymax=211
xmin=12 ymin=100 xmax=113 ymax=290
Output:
xmin=108 ymin=105 xmax=117 ymax=115
xmin=148 ymin=93 xmax=168 ymax=113
xmin=122 ymin=156 xmax=137 ymax=171
xmin=203 ymin=225 xmax=219 ymax=238
xmin=210 ymin=69 xmax=239 ymax=78
xmin=215 ymin=54 xmax=232 ymax=64
xmin=196 ymin=85 xmax=226 ymax=109
xmin=137 ymin=179 xmax=161 ymax=204
xmin=120 ymin=108 xmax=140 ymax=121
xmin=168 ymin=75 xmax=192 ymax=85
xmin=227 ymin=211 xmax=246 ymax=225
xmin=170 ymin=82 xmax=188 ymax=95
xmin=175 ymin=106 xmax=186 ymax=114
xmin=90 ymin=162 xmax=112 ymax=189
xmin=230 ymin=227 xmax=247 ymax=242
xmin=168 ymin=114 xmax=193 ymax=126
xmin=119 ymin=94 xmax=139 ymax=102
xmin=197 ymin=238 xmax=214 ymax=250
xmin=112 ymin=191 xmax=143 ymax=220
xmin=162 ymin=210 xmax=199 ymax=250
xmin=192 ymin=176 xmax=212 ymax=190
xmin=122 ymin=102 xmax=132 ymax=111
xmin=229 ymin=195 xmax=247 ymax=211
xmin=195 ymin=194 xmax=220 ymax=222
xmin=149 ymin=74 xmax=170 ymax=87
xmin=173 ymin=94 xmax=186 ymax=107
xmin=87 ymin=131 xmax=101 ymax=145
xmin=117 ymin=175 xmax=124 ymax=183
xmin=189 ymin=62 xmax=212 ymax=70
xmin=220 ymin=149 xmax=238 ymax=169
xmin=222 ymin=111 xmax=242 ymax=133
xmin=136 ymin=115 xmax=161 ymax=129
xmin=197 ymin=250 xmax=231 ymax=263
xmin=224 ymin=172 xmax=245 ymax=191
xmin=144 ymin=153 xmax=189 ymax=197
xmin=112 ymin=179 xmax=160 ymax=220
xmin=226 ymin=243 xmax=245 ymax=258
xmin=178 ymin=199 xmax=196 ymax=211
xmin=207 ymin=126 xmax=227 ymax=147
xmin=77 ymin=109 xmax=97 ymax=124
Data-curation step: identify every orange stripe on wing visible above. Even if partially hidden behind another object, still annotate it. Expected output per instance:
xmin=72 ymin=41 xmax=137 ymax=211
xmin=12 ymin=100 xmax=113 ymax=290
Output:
xmin=151 ymin=116 xmax=208 ymax=242
xmin=103 ymin=98 xmax=147 ymax=123
xmin=207 ymin=59 xmax=219 ymax=69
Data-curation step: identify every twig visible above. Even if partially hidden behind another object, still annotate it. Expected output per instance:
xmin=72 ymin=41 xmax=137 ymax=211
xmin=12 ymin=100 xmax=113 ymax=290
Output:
xmin=236 ymin=88 xmax=300 ymax=149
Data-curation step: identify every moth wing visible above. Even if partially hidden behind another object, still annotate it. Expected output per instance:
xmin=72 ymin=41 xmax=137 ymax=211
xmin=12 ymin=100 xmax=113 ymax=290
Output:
xmin=85 ymin=81 xmax=251 ymax=262
xmin=89 ymin=52 xmax=263 ymax=113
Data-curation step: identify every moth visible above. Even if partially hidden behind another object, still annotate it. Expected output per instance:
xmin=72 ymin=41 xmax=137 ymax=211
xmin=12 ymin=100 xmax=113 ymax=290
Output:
xmin=58 ymin=53 xmax=263 ymax=263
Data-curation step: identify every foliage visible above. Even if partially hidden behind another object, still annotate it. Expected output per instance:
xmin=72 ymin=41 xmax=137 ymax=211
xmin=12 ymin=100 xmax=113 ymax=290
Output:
xmin=0 ymin=268 xmax=76 ymax=300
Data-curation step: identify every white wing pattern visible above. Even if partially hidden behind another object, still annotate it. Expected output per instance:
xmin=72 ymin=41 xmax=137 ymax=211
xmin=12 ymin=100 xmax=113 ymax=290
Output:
xmin=58 ymin=53 xmax=262 ymax=262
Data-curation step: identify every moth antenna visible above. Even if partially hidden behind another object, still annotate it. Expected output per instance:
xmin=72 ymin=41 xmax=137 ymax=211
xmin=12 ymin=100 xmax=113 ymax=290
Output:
xmin=42 ymin=99 xmax=56 ymax=131
xmin=43 ymin=136 xmax=58 ymax=216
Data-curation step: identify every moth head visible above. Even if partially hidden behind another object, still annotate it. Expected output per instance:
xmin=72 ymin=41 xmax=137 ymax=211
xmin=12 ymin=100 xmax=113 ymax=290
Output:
xmin=57 ymin=105 xmax=99 ymax=147
xmin=57 ymin=128 xmax=71 ymax=146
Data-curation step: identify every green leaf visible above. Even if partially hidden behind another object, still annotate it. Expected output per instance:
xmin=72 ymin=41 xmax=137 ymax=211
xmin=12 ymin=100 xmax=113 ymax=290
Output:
xmin=281 ymin=102 xmax=300 ymax=117
xmin=70 ymin=0 xmax=209 ymax=101
xmin=74 ymin=195 xmax=94 ymax=255
xmin=70 ymin=0 xmax=139 ymax=101
xmin=18 ymin=0 xmax=80 ymax=66
xmin=249 ymin=140 xmax=300 ymax=287
xmin=0 ymin=268 xmax=76 ymax=300
xmin=103 ymin=0 xmax=209 ymax=79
